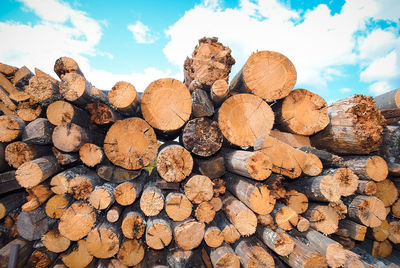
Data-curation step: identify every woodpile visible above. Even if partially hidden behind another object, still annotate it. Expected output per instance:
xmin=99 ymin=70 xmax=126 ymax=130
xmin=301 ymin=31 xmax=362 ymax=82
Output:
xmin=0 ymin=37 xmax=399 ymax=268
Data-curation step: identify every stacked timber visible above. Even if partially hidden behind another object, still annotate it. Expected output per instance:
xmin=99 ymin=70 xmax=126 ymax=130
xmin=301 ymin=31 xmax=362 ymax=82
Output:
xmin=0 ymin=37 xmax=399 ymax=268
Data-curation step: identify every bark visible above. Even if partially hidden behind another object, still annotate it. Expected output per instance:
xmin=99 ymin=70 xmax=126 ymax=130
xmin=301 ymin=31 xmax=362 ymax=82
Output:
xmin=270 ymin=129 xmax=311 ymax=148
xmin=15 ymin=156 xmax=60 ymax=188
xmin=374 ymin=88 xmax=400 ymax=110
xmin=192 ymin=88 xmax=214 ymax=117
xmin=17 ymin=206 xmax=54 ymax=241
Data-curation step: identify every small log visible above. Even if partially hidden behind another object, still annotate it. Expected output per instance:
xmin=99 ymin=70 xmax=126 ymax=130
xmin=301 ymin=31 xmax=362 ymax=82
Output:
xmin=42 ymin=228 xmax=70 ymax=253
xmin=46 ymin=100 xmax=90 ymax=126
xmin=272 ymin=88 xmax=329 ymax=135
xmin=285 ymin=189 xmax=309 ymax=214
xmin=264 ymin=174 xmax=286 ymax=199
xmin=79 ymin=143 xmax=104 ymax=167
xmin=280 ymin=237 xmax=327 ymax=268
xmin=52 ymin=123 xmax=92 ymax=152
xmin=49 ymin=165 xmax=89 ymax=195
xmin=210 ymin=79 xmax=229 ymax=106
xmin=121 ymin=207 xmax=146 ymax=239
xmin=146 ymin=215 xmax=173 ymax=250
xmin=210 ymin=196 xmax=223 ymax=212
xmin=208 ymin=244 xmax=240 ymax=268
xmin=195 ymin=154 xmax=226 ymax=179
xmin=297 ymin=146 xmax=345 ymax=168
xmin=156 ymin=144 xmax=193 ymax=183
xmin=86 ymin=220 xmax=121 ymax=259
xmin=204 ymin=223 xmax=224 ymax=248
xmin=366 ymin=219 xmax=390 ymax=242
xmin=296 ymin=216 xmax=310 ymax=232
xmin=59 ymin=72 xmax=93 ymax=106
xmin=0 ymin=171 xmax=21 ymax=195
xmin=372 ymin=239 xmax=393 ymax=258
xmin=338 ymin=219 xmax=367 ymax=241
xmin=22 ymin=118 xmax=54 ymax=145
xmin=222 ymin=192 xmax=257 ymax=236
xmin=374 ymin=88 xmax=400 ymax=110
xmin=184 ymin=174 xmax=214 ymax=204
xmin=182 ymin=117 xmax=223 ymax=157
xmin=0 ymin=86 xmax=17 ymax=114
xmin=0 ymin=73 xmax=30 ymax=102
xmin=15 ymin=156 xmax=60 ymax=188
xmin=68 ymin=170 xmax=102 ymax=200
xmin=141 ymin=78 xmax=192 ymax=133
xmin=234 ymin=236 xmax=275 ymax=268
xmin=223 ymin=149 xmax=272 ymax=181
xmin=375 ymin=179 xmax=398 ymax=207
xmin=140 ymin=182 xmax=164 ymax=216
xmin=0 ymin=238 xmax=33 ymax=268
xmin=61 ymin=240 xmax=93 ymax=268
xmin=218 ymin=93 xmax=274 ymax=147
xmin=45 ymin=194 xmax=70 ymax=219
xmin=230 ymin=51 xmax=296 ymax=102
xmin=270 ymin=129 xmax=311 ymax=148
xmin=96 ymin=163 xmax=142 ymax=183
xmin=357 ymin=180 xmax=377 ymax=195
xmin=104 ymin=117 xmax=157 ymax=170
xmin=344 ymin=155 xmax=388 ymax=182
xmin=54 ymin=56 xmax=84 ymax=79
xmin=22 ymin=183 xmax=52 ymax=212
xmin=52 ymin=147 xmax=79 ymax=166
xmin=256 ymin=226 xmax=294 ymax=256
xmin=292 ymin=149 xmax=323 ymax=177
xmin=271 ymin=203 xmax=299 ymax=231
xmin=173 ymin=218 xmax=205 ymax=250
xmin=195 ymin=201 xmax=216 ymax=223
xmin=311 ymin=95 xmax=386 ymax=154
xmin=214 ymin=212 xmax=241 ymax=244
xmin=167 ymin=246 xmax=206 ymax=268
xmin=0 ymin=115 xmax=25 ymax=142
xmin=347 ymin=195 xmax=386 ymax=227
xmin=114 ymin=175 xmax=145 ymax=206
xmin=212 ymin=178 xmax=226 ymax=197
xmin=0 ymin=62 xmax=18 ymax=78
xmin=257 ymin=214 xmax=273 ymax=227
xmin=164 ymin=192 xmax=193 ymax=222
xmin=108 ymin=81 xmax=138 ymax=116
xmin=25 ymin=75 xmax=61 ymax=105
xmin=303 ymin=204 xmax=339 ymax=235
xmin=89 ymin=183 xmax=116 ymax=210
xmin=28 ymin=250 xmax=58 ymax=268
xmin=17 ymin=207 xmax=54 ymax=241
xmin=107 ymin=204 xmax=123 ymax=223
xmin=5 ymin=141 xmax=52 ymax=168
xmin=117 ymin=239 xmax=145 ymax=267
xmin=58 ymin=202 xmax=97 ymax=241
xmin=192 ymin=88 xmax=214 ymax=117
xmin=16 ymin=99 xmax=42 ymax=122
xmin=224 ymin=172 xmax=275 ymax=215
xmin=86 ymin=102 xmax=122 ymax=125
xmin=0 ymin=192 xmax=25 ymax=219
xmin=13 ymin=66 xmax=33 ymax=90
xmin=289 ymin=174 xmax=341 ymax=202
xmin=388 ymin=220 xmax=400 ymax=244
xmin=328 ymin=200 xmax=347 ymax=220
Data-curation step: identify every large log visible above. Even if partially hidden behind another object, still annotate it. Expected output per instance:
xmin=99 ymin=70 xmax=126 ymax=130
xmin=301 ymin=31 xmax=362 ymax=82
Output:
xmin=117 ymin=239 xmax=145 ymax=267
xmin=156 ymin=144 xmax=193 ymax=183
xmin=61 ymin=239 xmax=93 ymax=268
xmin=310 ymin=95 xmax=386 ymax=154
xmin=374 ymin=88 xmax=400 ymax=110
xmin=165 ymin=192 xmax=193 ymax=222
xmin=230 ymin=51 xmax=296 ymax=102
xmin=173 ymin=218 xmax=205 ymax=250
xmin=344 ymin=155 xmax=388 ymax=182
xmin=15 ymin=156 xmax=60 ymax=188
xmin=346 ymin=195 xmax=386 ymax=227
xmin=303 ymin=204 xmax=339 ymax=235
xmin=145 ymin=215 xmax=173 ymax=250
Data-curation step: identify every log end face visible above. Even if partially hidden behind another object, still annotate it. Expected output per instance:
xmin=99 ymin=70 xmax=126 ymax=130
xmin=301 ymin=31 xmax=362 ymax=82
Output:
xmin=246 ymin=152 xmax=272 ymax=181
xmin=235 ymin=210 xmax=257 ymax=236
xmin=334 ymin=168 xmax=359 ymax=197
xmin=109 ymin=81 xmax=137 ymax=109
xmin=0 ymin=115 xmax=24 ymax=142
xmin=366 ymin=156 xmax=388 ymax=182
xmin=156 ymin=145 xmax=193 ymax=182
xmin=16 ymin=161 xmax=43 ymax=188
xmin=140 ymin=190 xmax=164 ymax=216
xmin=59 ymin=72 xmax=86 ymax=101
xmin=86 ymin=227 xmax=120 ymax=259
xmin=174 ymin=220 xmax=205 ymax=250
xmin=302 ymin=253 xmax=328 ymax=268
xmin=326 ymin=243 xmax=346 ymax=268
xmin=117 ymin=239 xmax=145 ymax=266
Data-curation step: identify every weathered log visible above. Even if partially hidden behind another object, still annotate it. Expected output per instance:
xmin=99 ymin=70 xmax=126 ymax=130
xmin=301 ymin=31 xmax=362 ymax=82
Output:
xmin=49 ymin=165 xmax=90 ymax=195
xmin=16 ymin=99 xmax=42 ymax=122
xmin=34 ymin=67 xmax=58 ymax=84
xmin=140 ymin=181 xmax=164 ymax=216
xmin=54 ymin=56 xmax=84 ymax=79
xmin=366 ymin=219 xmax=390 ymax=242
xmin=117 ymin=239 xmax=145 ymax=267
xmin=86 ymin=102 xmax=122 ymax=125
xmin=256 ymin=226 xmax=294 ymax=256
xmin=289 ymin=174 xmax=341 ymax=202
xmin=303 ymin=204 xmax=339 ymax=235
xmin=192 ymin=89 xmax=214 ymax=117
xmin=374 ymin=88 xmax=400 ymax=110
xmin=270 ymin=129 xmax=311 ymax=148
xmin=206 ymin=244 xmax=240 ymax=268
xmin=0 ymin=191 xmax=25 ymax=219
xmin=15 ymin=156 xmax=60 ymax=188
xmin=280 ymin=237 xmax=327 ymax=268
xmin=297 ymin=146 xmax=345 ymax=168
xmin=89 ymin=183 xmax=116 ymax=210
xmin=0 ymin=115 xmax=25 ymax=142
xmin=344 ymin=155 xmax=388 ymax=182
xmin=21 ymin=118 xmax=54 ymax=145
xmin=108 ymin=81 xmax=138 ymax=116
xmin=210 ymin=79 xmax=229 ymax=106
xmin=5 ymin=141 xmax=52 ymax=168
xmin=338 ymin=219 xmax=367 ymax=241
xmin=42 ymin=228 xmax=70 ymax=253
xmin=0 ymin=238 xmax=33 ymax=268
xmin=121 ymin=207 xmax=146 ymax=239
xmin=346 ymin=195 xmax=386 ymax=227
xmin=264 ymin=174 xmax=286 ymax=199
xmin=271 ymin=202 xmax=299 ymax=231
xmin=195 ymin=154 xmax=226 ymax=179
xmin=107 ymin=204 xmax=123 ymax=223
xmin=68 ymin=170 xmax=102 ymax=200
xmin=46 ymin=100 xmax=90 ymax=126
xmin=214 ymin=212 xmax=241 ymax=244
xmin=86 ymin=220 xmax=121 ymax=259
xmin=234 ymin=236 xmax=275 ymax=268
xmin=145 ymin=215 xmax=173 ymax=250
xmin=357 ymin=180 xmax=377 ymax=195
xmin=96 ymin=163 xmax=142 ymax=183
xmin=59 ymin=72 xmax=93 ymax=106
xmin=156 ymin=144 xmax=193 ymax=183
xmin=28 ymin=250 xmax=58 ymax=268
xmin=52 ymin=147 xmax=79 ymax=166
xmin=17 ymin=207 xmax=54 ymax=241
xmin=167 ymin=246 xmax=206 ymax=268
xmin=61 ymin=239 xmax=93 ymax=268
xmin=52 ymin=123 xmax=92 ymax=153
xmin=22 ymin=183 xmax=52 ymax=212
xmin=173 ymin=218 xmax=205 ymax=250
xmin=379 ymin=125 xmax=400 ymax=163
xmin=0 ymin=170 xmax=21 ymax=195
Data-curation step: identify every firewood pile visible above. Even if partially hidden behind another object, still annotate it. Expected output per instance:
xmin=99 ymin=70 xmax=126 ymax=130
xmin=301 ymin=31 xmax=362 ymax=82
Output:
xmin=0 ymin=36 xmax=400 ymax=268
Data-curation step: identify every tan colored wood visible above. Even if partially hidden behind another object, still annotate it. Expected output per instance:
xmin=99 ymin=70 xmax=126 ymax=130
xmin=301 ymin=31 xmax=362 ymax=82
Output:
xmin=140 ymin=183 xmax=164 ymax=216
xmin=184 ymin=175 xmax=214 ymax=204
xmin=42 ymin=228 xmax=70 ymax=253
xmin=375 ymin=179 xmax=398 ymax=207
xmin=271 ymin=203 xmax=299 ymax=231
xmin=195 ymin=201 xmax=216 ymax=223
xmin=121 ymin=209 xmax=146 ymax=239
xmin=256 ymin=226 xmax=294 ymax=256
xmin=114 ymin=179 xmax=144 ymax=206
xmin=218 ymin=94 xmax=274 ymax=147
xmin=54 ymin=56 xmax=84 ymax=79
xmin=107 ymin=204 xmax=122 ymax=223
xmin=303 ymin=204 xmax=339 ymax=235
xmin=16 ymin=99 xmax=42 ymax=122
xmin=210 ymin=79 xmax=229 ymax=105
xmin=16 ymin=156 xmax=60 ymax=188
xmin=393 ymin=199 xmax=400 ymax=218
xmin=109 ymin=81 xmax=138 ymax=115
xmin=348 ymin=195 xmax=386 ymax=227
xmin=61 ymin=239 xmax=93 ymax=268
xmin=214 ymin=212 xmax=240 ymax=244
xmin=209 ymin=244 xmax=240 ymax=268
xmin=22 ymin=183 xmax=52 ymax=212
xmin=141 ymin=78 xmax=192 ymax=132
xmin=230 ymin=51 xmax=296 ymax=102
xmin=273 ymin=88 xmax=329 ymax=135
xmin=156 ymin=144 xmax=193 ymax=182
xmin=146 ymin=217 xmax=173 ymax=250
xmin=297 ymin=216 xmax=310 ymax=232
xmin=49 ymin=165 xmax=88 ymax=195
xmin=173 ymin=219 xmax=205 ymax=250
xmin=104 ymin=117 xmax=157 ymax=170
xmin=293 ymin=150 xmax=323 ymax=177
xmin=281 ymin=238 xmax=328 ymax=268
xmin=367 ymin=219 xmax=390 ymax=242
xmin=357 ymin=180 xmax=377 ymax=195
xmin=45 ymin=194 xmax=70 ymax=219
xmin=339 ymin=219 xmax=367 ymax=241
xmin=204 ymin=226 xmax=224 ymax=248
xmin=374 ymin=88 xmax=400 ymax=109
xmin=285 ymin=190 xmax=308 ymax=214
xmin=117 ymin=239 xmax=145 ymax=266
xmin=0 ymin=86 xmax=17 ymax=113
xmin=329 ymin=200 xmax=347 ymax=220
xmin=68 ymin=171 xmax=102 ymax=200
xmin=234 ymin=236 xmax=275 ymax=268
xmin=210 ymin=197 xmax=223 ymax=212
xmin=388 ymin=220 xmax=400 ymax=244
xmin=269 ymin=129 xmax=311 ymax=148
xmin=35 ymin=67 xmax=58 ymax=83
xmin=79 ymin=143 xmax=104 ymax=167
xmin=0 ymin=62 xmax=18 ymax=78
xmin=86 ymin=102 xmax=122 ymax=125
xmin=5 ymin=141 xmax=51 ymax=168
xmin=0 ymin=73 xmax=30 ymax=101
xmin=344 ymin=155 xmax=388 ymax=182
xmin=89 ymin=183 xmax=115 ymax=210
xmin=290 ymin=174 xmax=341 ymax=202
xmin=59 ymin=72 xmax=93 ymax=106
xmin=257 ymin=214 xmax=273 ymax=227
xmin=47 ymin=100 xmax=90 ymax=126
xmin=52 ymin=123 xmax=89 ymax=152
xmin=372 ymin=239 xmax=392 ymax=258
xmin=0 ymin=115 xmax=25 ymax=142
xmin=58 ymin=202 xmax=96 ymax=241
xmin=25 ymin=75 xmax=60 ymax=105
xmin=86 ymin=222 xmax=120 ymax=259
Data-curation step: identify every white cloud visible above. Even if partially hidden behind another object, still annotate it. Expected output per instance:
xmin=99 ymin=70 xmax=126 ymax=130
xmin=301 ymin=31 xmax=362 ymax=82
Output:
xmin=340 ymin=87 xmax=352 ymax=93
xmin=128 ymin=21 xmax=158 ymax=44
xmin=360 ymin=50 xmax=399 ymax=82
xmin=369 ymin=81 xmax=392 ymax=95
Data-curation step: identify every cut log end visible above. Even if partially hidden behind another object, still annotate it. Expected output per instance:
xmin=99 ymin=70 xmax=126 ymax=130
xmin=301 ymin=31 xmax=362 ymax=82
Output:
xmin=165 ymin=192 xmax=192 ymax=222
xmin=306 ymin=205 xmax=339 ymax=235
xmin=86 ymin=225 xmax=120 ymax=259
xmin=333 ymin=168 xmax=359 ymax=197
xmin=117 ymin=239 xmax=145 ymax=266
xmin=286 ymin=190 xmax=308 ymax=214
xmin=52 ymin=123 xmax=88 ymax=153
xmin=61 ymin=239 xmax=93 ymax=268
xmin=146 ymin=219 xmax=172 ymax=250
xmin=204 ymin=226 xmax=224 ymax=248
xmin=349 ymin=196 xmax=386 ymax=228
xmin=140 ymin=187 xmax=164 ymax=216
xmin=79 ymin=143 xmax=103 ymax=167
xmin=54 ymin=56 xmax=82 ymax=79
xmin=45 ymin=195 xmax=69 ymax=219
xmin=375 ymin=179 xmax=398 ymax=207
xmin=25 ymin=75 xmax=58 ymax=103
xmin=109 ymin=81 xmax=138 ymax=110
xmin=275 ymin=206 xmax=299 ymax=231
xmin=0 ymin=115 xmax=25 ymax=142
xmin=121 ymin=212 xmax=146 ymax=239
xmin=173 ymin=220 xmax=205 ymax=250
xmin=156 ymin=145 xmax=193 ymax=182
xmin=366 ymin=156 xmax=388 ymax=182
xmin=195 ymin=201 xmax=216 ymax=223
xmin=114 ymin=182 xmax=137 ymax=206
xmin=184 ymin=175 xmax=214 ymax=204
xmin=246 ymin=151 xmax=272 ymax=181
xmin=42 ymin=229 xmax=71 ymax=253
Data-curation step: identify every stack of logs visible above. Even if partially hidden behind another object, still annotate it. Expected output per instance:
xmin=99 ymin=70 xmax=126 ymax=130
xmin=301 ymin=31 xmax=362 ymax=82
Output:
xmin=0 ymin=36 xmax=399 ymax=268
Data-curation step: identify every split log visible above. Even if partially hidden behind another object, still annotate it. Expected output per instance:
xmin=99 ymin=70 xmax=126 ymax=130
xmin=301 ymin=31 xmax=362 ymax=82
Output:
xmin=379 ymin=125 xmax=400 ymax=163
xmin=61 ymin=240 xmax=93 ymax=268
xmin=310 ymin=95 xmax=386 ymax=154
xmin=347 ymin=195 xmax=386 ymax=227
xmin=59 ymin=72 xmax=93 ymax=106
xmin=303 ymin=204 xmax=339 ymax=235
xmin=86 ymin=102 xmax=122 ymax=125
xmin=104 ymin=117 xmax=157 ymax=170
xmin=357 ymin=180 xmax=377 ymax=195
xmin=0 ymin=115 xmax=25 ymax=142
xmin=140 ymin=182 xmax=164 ymax=216
xmin=0 ymin=85 xmax=17 ymax=113
xmin=0 ymin=62 xmax=18 ymax=78
xmin=86 ymin=220 xmax=121 ymax=259
xmin=183 ymin=37 xmax=235 ymax=89
xmin=195 ymin=201 xmax=216 ymax=223
xmin=5 ymin=141 xmax=52 ymax=168
xmin=16 ymin=99 xmax=42 ymax=122
xmin=344 ymin=155 xmax=388 ymax=182
xmin=156 ymin=144 xmax=193 ymax=183
xmin=173 ymin=218 xmax=205 ymax=250
xmin=45 ymin=194 xmax=70 ymax=219
xmin=184 ymin=174 xmax=214 ymax=204
xmin=338 ymin=219 xmax=367 ymax=241
xmin=223 ymin=149 xmax=272 ymax=181
xmin=15 ymin=156 xmax=60 ymax=188
xmin=47 ymin=100 xmax=90 ymax=126
xmin=372 ymin=239 xmax=393 ymax=258
xmin=297 ymin=146 xmax=345 ymax=168
xmin=207 ymin=244 xmax=240 ymax=268
xmin=270 ymin=130 xmax=311 ymax=148
xmin=22 ymin=118 xmax=54 ymax=145
xmin=42 ymin=228 xmax=70 ymax=253
xmin=0 ymin=192 xmax=25 ymax=219
xmin=0 ymin=238 xmax=33 ymax=268
xmin=218 ymin=93 xmax=274 ymax=147
xmin=230 ymin=51 xmax=296 ymax=102
xmin=224 ymin=172 xmax=275 ymax=215
xmin=192 ymin=89 xmax=214 ymax=117
xmin=141 ymin=78 xmax=192 ymax=133
xmin=0 ymin=73 xmax=30 ymax=102
xmin=272 ymin=88 xmax=329 ymax=135
xmin=58 ymin=202 xmax=97 ymax=241
xmin=366 ymin=219 xmax=390 ymax=242
xmin=256 ymin=226 xmax=294 ymax=256
xmin=22 ymin=183 xmax=52 ymax=212
xmin=96 ymin=163 xmax=142 ymax=183
xmin=195 ymin=154 xmax=226 ymax=179
xmin=204 ymin=223 xmax=224 ymax=248
xmin=214 ymin=212 xmax=241 ymax=244
xmin=28 ymin=250 xmax=58 ymax=268
xmin=12 ymin=66 xmax=33 ymax=89
xmin=285 ymin=190 xmax=309 ymax=214
xmin=68 ymin=170 xmax=102 ymax=200
xmin=49 ymin=165 xmax=90 ymax=195
xmin=182 ymin=117 xmax=223 ymax=157
xmin=117 ymin=239 xmax=145 ymax=267
xmin=121 ymin=207 xmax=146 ymax=239
xmin=374 ymin=88 xmax=400 ymax=110
xmin=25 ymin=75 xmax=61 ymax=105
xmin=280 ymin=238 xmax=327 ymax=268
xmin=0 ymin=170 xmax=21 ymax=195
xmin=17 ymin=207 xmax=54 ymax=241
xmin=35 ymin=67 xmax=58 ymax=83
xmin=145 ymin=215 xmax=173 ymax=250
xmin=54 ymin=56 xmax=84 ymax=79
xmin=210 ymin=79 xmax=229 ymax=106
xmin=89 ymin=183 xmax=115 ymax=210
xmin=234 ymin=236 xmax=275 ymax=268
xmin=107 ymin=204 xmax=123 ymax=223
xmin=222 ymin=193 xmax=257 ymax=236
xmin=271 ymin=203 xmax=299 ymax=231
xmin=114 ymin=175 xmax=145 ymax=206
xmin=388 ymin=221 xmax=400 ymax=244
xmin=108 ymin=81 xmax=138 ymax=116
xmin=375 ymin=179 xmax=398 ymax=207
xmin=79 ymin=143 xmax=104 ymax=167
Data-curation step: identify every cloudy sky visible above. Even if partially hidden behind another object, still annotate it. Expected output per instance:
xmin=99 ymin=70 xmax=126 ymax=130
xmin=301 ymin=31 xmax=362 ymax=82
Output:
xmin=1 ymin=0 xmax=399 ymax=102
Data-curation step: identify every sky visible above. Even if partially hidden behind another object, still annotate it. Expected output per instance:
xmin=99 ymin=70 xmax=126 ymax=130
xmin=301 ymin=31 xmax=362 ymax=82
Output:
xmin=0 ymin=0 xmax=399 ymax=103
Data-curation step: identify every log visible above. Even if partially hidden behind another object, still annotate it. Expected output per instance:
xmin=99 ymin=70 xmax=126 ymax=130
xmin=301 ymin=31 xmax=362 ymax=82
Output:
xmin=114 ymin=175 xmax=145 ymax=206
xmin=0 ymin=73 xmax=30 ymax=102
xmin=289 ymin=174 xmax=341 ymax=202
xmin=141 ymin=78 xmax=192 ymax=133
xmin=271 ymin=203 xmax=299 ymax=231
xmin=89 ymin=183 xmax=116 ymax=210
xmin=183 ymin=37 xmax=235 ymax=89
xmin=357 ymin=180 xmax=377 ymax=195
xmin=212 ymin=178 xmax=226 ymax=197
xmin=22 ymin=118 xmax=54 ymax=145
xmin=28 ymin=250 xmax=58 ymax=268
xmin=0 ymin=115 xmax=25 ymax=142
xmin=393 ymin=199 xmax=400 ymax=219
xmin=46 ymin=100 xmax=90 ymax=127
xmin=0 ymin=62 xmax=18 ymax=79
xmin=338 ymin=219 xmax=367 ymax=241
xmin=223 ymin=149 xmax=272 ymax=181
xmin=204 ymin=224 xmax=224 ymax=248
xmin=297 ymin=216 xmax=310 ymax=232
xmin=380 ymin=108 xmax=400 ymax=125
xmin=156 ymin=144 xmax=193 ymax=183
xmin=310 ymin=95 xmax=386 ymax=154
xmin=329 ymin=200 xmax=347 ymax=220
xmin=15 ymin=156 xmax=60 ymax=188
xmin=192 ymin=89 xmax=214 ymax=117
xmin=161 ymin=191 xmax=192 ymax=222
xmin=375 ymin=179 xmax=398 ymax=207
xmin=297 ymin=146 xmax=345 ymax=168
xmin=45 ymin=194 xmax=70 ymax=219
xmin=0 ymin=86 xmax=17 ymax=114
xmin=121 ymin=207 xmax=146 ymax=239
xmin=52 ymin=147 xmax=79 ymax=166
xmin=35 ymin=67 xmax=58 ymax=84
xmin=0 ymin=171 xmax=21 ymax=195
xmin=108 ymin=81 xmax=138 ymax=116
xmin=374 ymin=88 xmax=400 ymax=110
xmin=303 ymin=204 xmax=339 ymax=235
xmin=42 ymin=228 xmax=70 ymax=253
xmin=224 ymin=172 xmax=276 ymax=215
xmin=344 ymin=155 xmax=388 ymax=182
xmin=264 ymin=174 xmax=286 ymax=199
xmin=210 ymin=196 xmax=223 ymax=212
xmin=218 ymin=93 xmax=274 ymax=147
xmin=54 ymin=56 xmax=84 ymax=79
xmin=22 ymin=183 xmax=52 ymax=212
xmin=285 ymin=189 xmax=309 ymax=214
xmin=372 ymin=239 xmax=393 ymax=258
xmin=79 ymin=143 xmax=104 ymax=167
xmin=0 ymin=238 xmax=33 ymax=268
xmin=347 ymin=195 xmax=386 ymax=227
xmin=68 ymin=170 xmax=102 ymax=200
xmin=104 ymin=117 xmax=157 ymax=170
xmin=195 ymin=154 xmax=226 ymax=179
xmin=117 ymin=239 xmax=145 ymax=266
xmin=59 ymin=72 xmax=94 ymax=106
xmin=182 ymin=117 xmax=223 ymax=157
xmin=58 ymin=202 xmax=96 ymax=241
xmin=330 ymin=235 xmax=355 ymax=250
xmin=222 ymin=192 xmax=257 ymax=236
xmin=49 ymin=165 xmax=90 ymax=195
xmin=96 ymin=163 xmax=142 ymax=183
xmin=184 ymin=174 xmax=214 ymax=204
xmin=173 ymin=219 xmax=205 ymax=250
xmin=270 ymin=129 xmax=311 ymax=148
xmin=367 ymin=219 xmax=390 ymax=242
xmin=388 ymin=221 xmax=400 ymax=244
xmin=256 ymin=226 xmax=294 ymax=256
xmin=257 ymin=214 xmax=273 ymax=227
xmin=16 ymin=99 xmax=42 ymax=122
xmin=230 ymin=51 xmax=296 ymax=102
xmin=86 ymin=102 xmax=122 ymax=125
xmin=214 ymin=212 xmax=241 ymax=244
xmin=86 ymin=221 xmax=121 ymax=259
xmin=280 ymin=237 xmax=327 ymax=268
xmin=61 ymin=240 xmax=93 ymax=268
xmin=379 ymin=125 xmax=400 ymax=163
xmin=25 ymin=75 xmax=61 ymax=105
xmin=167 ymin=247 xmax=206 ymax=268
xmin=195 ymin=201 xmax=216 ymax=223
xmin=17 ymin=207 xmax=53 ymax=241
xmin=52 ymin=123 xmax=91 ymax=153
xmin=5 ymin=141 xmax=52 ymax=168
xmin=210 ymin=79 xmax=229 ymax=106
xmin=145 ymin=215 xmax=173 ymax=250
xmin=107 ymin=204 xmax=123 ymax=223
xmin=0 ymin=192 xmax=25 ymax=219
xmin=272 ymin=88 xmax=329 ymax=135
xmin=208 ymin=244 xmax=240 ymax=268
xmin=139 ymin=182 xmax=164 ymax=216
xmin=234 ymin=236 xmax=275 ymax=268
xmin=12 ymin=66 xmax=32 ymax=89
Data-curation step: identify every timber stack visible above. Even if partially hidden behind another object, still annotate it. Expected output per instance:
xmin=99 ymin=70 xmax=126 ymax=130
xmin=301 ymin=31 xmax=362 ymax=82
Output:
xmin=0 ymin=37 xmax=399 ymax=268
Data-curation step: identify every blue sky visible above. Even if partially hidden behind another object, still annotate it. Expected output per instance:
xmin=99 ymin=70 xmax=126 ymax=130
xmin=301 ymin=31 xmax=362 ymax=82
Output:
xmin=0 ymin=0 xmax=399 ymax=103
